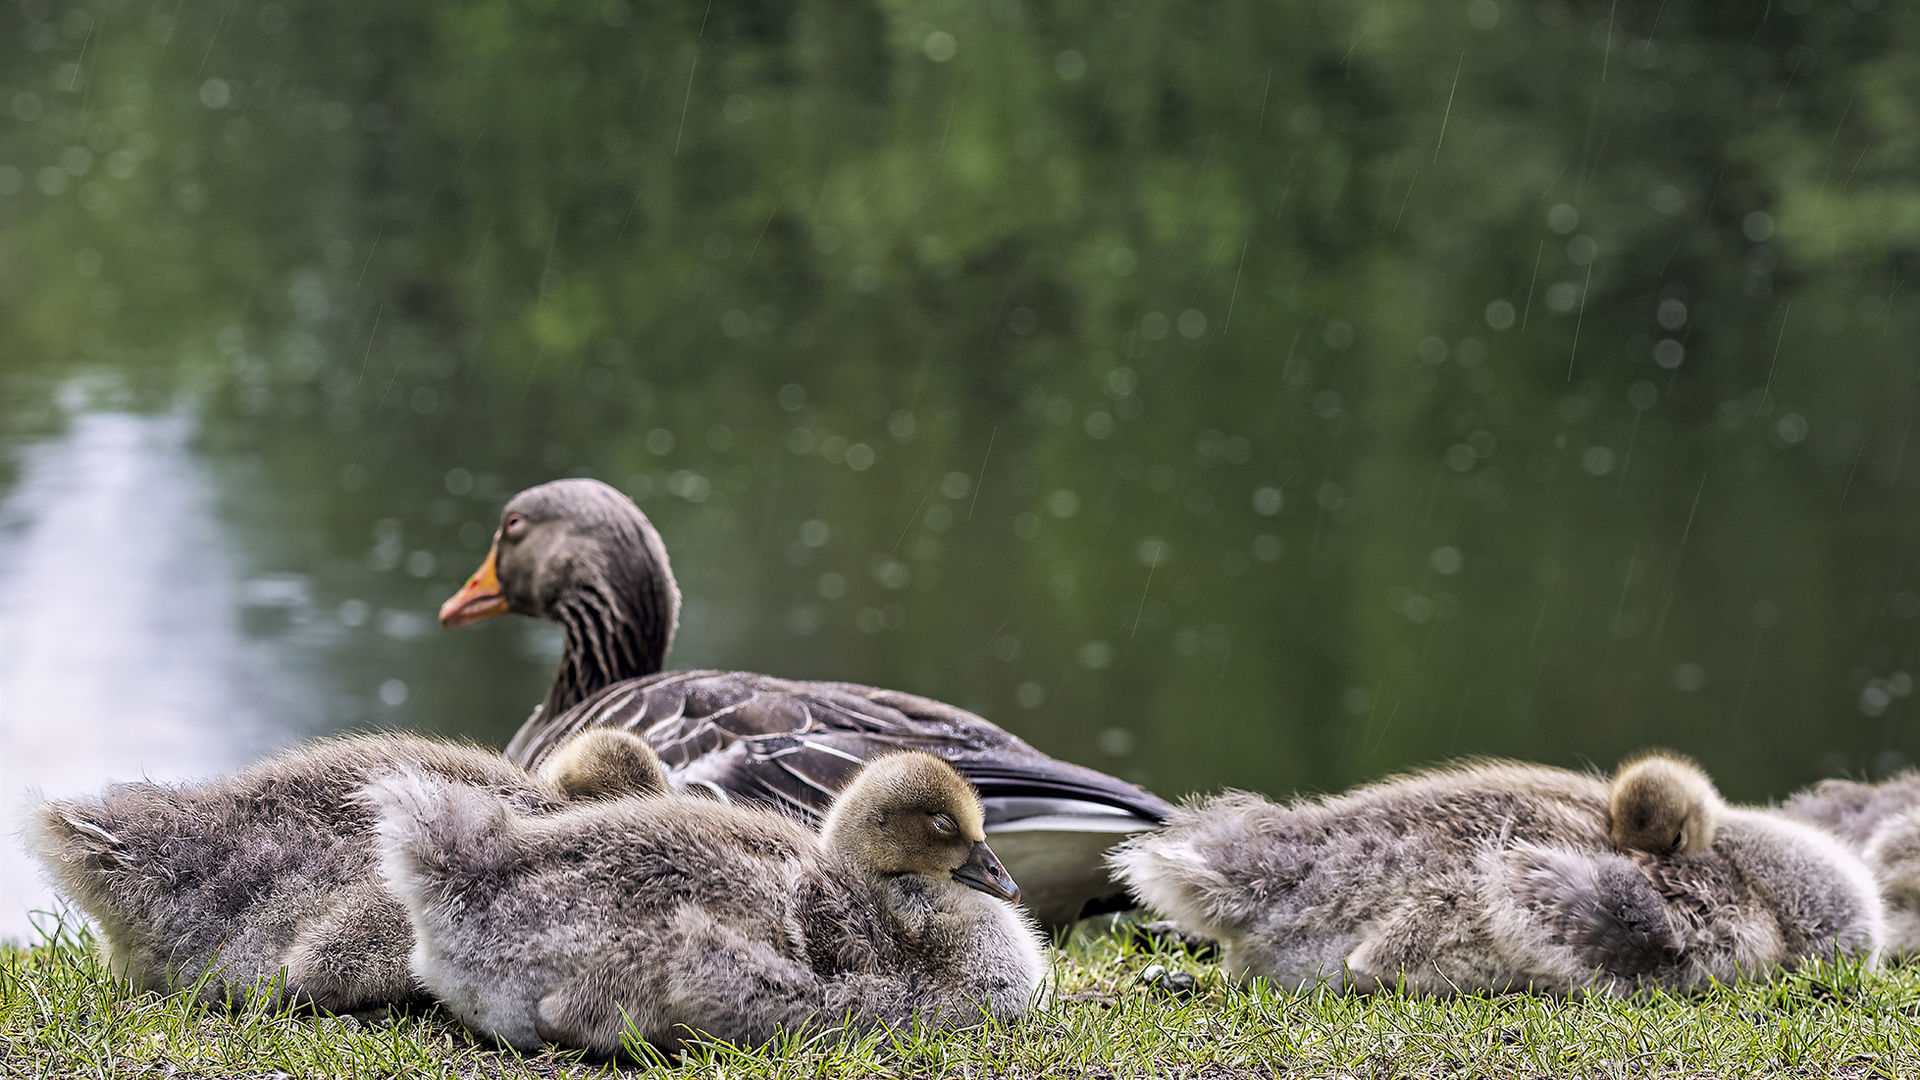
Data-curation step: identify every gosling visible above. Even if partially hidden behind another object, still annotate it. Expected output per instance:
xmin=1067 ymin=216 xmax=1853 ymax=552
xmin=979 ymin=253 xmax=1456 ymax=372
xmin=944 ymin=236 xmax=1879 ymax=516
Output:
xmin=1107 ymin=759 xmax=1615 ymax=993
xmin=1782 ymin=770 xmax=1920 ymax=953
xmin=1111 ymin=757 xmax=1883 ymax=994
xmin=1608 ymin=751 xmax=1725 ymax=855
xmin=27 ymin=729 xmax=662 ymax=1012
xmin=368 ymin=751 xmax=1047 ymax=1057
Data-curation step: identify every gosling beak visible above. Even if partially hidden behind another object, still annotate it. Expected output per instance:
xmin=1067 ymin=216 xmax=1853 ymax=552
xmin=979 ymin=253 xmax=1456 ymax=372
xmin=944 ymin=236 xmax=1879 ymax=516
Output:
xmin=438 ymin=543 xmax=510 ymax=629
xmin=951 ymin=840 xmax=1020 ymax=903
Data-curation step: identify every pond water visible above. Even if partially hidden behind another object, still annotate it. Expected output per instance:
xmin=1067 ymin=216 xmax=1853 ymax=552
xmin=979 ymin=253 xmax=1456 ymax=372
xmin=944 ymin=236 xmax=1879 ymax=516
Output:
xmin=3 ymin=1 xmax=1918 ymax=940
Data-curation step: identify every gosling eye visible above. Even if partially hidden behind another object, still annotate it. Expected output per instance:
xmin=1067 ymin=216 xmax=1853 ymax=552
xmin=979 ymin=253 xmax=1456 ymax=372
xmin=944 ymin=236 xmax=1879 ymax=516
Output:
xmin=1673 ymin=829 xmax=1685 ymax=849
xmin=503 ymin=513 xmax=528 ymax=540
xmin=930 ymin=813 xmax=958 ymax=837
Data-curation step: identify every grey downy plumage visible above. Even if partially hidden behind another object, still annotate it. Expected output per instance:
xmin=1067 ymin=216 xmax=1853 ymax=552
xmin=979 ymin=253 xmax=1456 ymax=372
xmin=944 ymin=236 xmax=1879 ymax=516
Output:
xmin=1110 ymin=755 xmax=1883 ymax=995
xmin=436 ymin=478 xmax=1171 ymax=929
xmin=26 ymin=729 xmax=662 ymax=1011
xmin=368 ymin=750 xmax=1047 ymax=1057
xmin=1780 ymin=770 xmax=1920 ymax=952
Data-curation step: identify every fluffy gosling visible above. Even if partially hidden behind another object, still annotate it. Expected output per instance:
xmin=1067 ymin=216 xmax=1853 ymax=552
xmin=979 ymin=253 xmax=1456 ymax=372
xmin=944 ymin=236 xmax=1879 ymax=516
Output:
xmin=368 ymin=751 xmax=1046 ymax=1057
xmin=27 ymin=729 xmax=661 ymax=1012
xmin=1608 ymin=751 xmax=1725 ymax=855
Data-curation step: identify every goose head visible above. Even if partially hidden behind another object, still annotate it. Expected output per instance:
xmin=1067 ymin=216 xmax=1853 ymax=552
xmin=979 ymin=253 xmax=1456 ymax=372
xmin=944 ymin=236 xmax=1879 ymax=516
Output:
xmin=1609 ymin=751 xmax=1725 ymax=855
xmin=820 ymin=752 xmax=1021 ymax=903
xmin=439 ymin=479 xmax=680 ymax=717
xmin=538 ymin=728 xmax=669 ymax=802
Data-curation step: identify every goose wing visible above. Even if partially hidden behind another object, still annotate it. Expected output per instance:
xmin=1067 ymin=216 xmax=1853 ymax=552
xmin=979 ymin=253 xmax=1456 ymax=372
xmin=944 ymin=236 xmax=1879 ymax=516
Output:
xmin=504 ymin=669 xmax=1172 ymax=826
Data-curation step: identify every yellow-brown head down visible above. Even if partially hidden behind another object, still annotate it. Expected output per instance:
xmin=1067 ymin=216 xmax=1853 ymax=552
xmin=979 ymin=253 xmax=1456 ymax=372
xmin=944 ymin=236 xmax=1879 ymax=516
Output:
xmin=820 ymin=752 xmax=1020 ymax=902
xmin=1609 ymin=751 xmax=1725 ymax=855
xmin=536 ymin=728 xmax=669 ymax=802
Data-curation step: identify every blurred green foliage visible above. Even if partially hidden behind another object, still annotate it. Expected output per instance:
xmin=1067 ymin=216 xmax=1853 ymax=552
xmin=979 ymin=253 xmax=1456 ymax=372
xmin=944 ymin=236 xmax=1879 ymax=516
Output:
xmin=1 ymin=0 xmax=1917 ymax=801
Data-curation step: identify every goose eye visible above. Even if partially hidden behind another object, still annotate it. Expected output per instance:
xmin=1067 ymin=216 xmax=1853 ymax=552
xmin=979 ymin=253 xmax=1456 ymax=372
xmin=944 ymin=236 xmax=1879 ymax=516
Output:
xmin=930 ymin=813 xmax=958 ymax=836
xmin=1673 ymin=829 xmax=1685 ymax=849
xmin=503 ymin=513 xmax=528 ymax=539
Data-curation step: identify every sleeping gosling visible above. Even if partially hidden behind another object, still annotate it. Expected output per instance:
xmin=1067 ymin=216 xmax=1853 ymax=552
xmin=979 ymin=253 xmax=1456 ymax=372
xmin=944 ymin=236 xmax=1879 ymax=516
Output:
xmin=1111 ymin=756 xmax=1883 ymax=995
xmin=1608 ymin=751 xmax=1725 ymax=855
xmin=1782 ymin=770 xmax=1920 ymax=953
xmin=27 ymin=729 xmax=662 ymax=1012
xmin=367 ymin=750 xmax=1046 ymax=1057
xmin=1107 ymin=759 xmax=1615 ymax=993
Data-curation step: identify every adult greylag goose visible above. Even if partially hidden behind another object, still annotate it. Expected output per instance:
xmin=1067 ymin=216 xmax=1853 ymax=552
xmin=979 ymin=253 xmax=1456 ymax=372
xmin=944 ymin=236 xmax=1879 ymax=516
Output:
xmin=368 ymin=751 xmax=1046 ymax=1056
xmin=438 ymin=478 xmax=1172 ymax=928
xmin=27 ymin=729 xmax=662 ymax=1011
xmin=1109 ymin=754 xmax=1883 ymax=994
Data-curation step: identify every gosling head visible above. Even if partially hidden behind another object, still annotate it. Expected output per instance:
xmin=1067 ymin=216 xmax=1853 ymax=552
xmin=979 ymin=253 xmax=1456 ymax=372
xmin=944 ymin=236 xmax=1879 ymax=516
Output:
xmin=819 ymin=752 xmax=1020 ymax=903
xmin=1609 ymin=751 xmax=1725 ymax=855
xmin=538 ymin=728 xmax=669 ymax=802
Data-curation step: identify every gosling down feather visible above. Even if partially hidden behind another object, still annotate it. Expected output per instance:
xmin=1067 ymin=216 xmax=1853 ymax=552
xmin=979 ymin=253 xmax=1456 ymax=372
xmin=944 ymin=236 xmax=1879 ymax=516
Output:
xmin=368 ymin=750 xmax=1047 ymax=1057
xmin=27 ymin=730 xmax=661 ymax=1010
xmin=1110 ymin=755 xmax=1883 ymax=995
xmin=438 ymin=478 xmax=1172 ymax=927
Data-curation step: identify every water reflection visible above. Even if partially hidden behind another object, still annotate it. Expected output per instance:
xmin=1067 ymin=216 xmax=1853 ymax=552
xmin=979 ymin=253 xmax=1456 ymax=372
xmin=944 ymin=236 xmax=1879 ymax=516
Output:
xmin=0 ymin=406 xmax=305 ymax=940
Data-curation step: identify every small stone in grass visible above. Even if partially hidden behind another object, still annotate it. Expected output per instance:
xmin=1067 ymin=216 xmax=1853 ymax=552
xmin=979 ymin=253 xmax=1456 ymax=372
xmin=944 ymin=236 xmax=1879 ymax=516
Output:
xmin=1141 ymin=964 xmax=1198 ymax=997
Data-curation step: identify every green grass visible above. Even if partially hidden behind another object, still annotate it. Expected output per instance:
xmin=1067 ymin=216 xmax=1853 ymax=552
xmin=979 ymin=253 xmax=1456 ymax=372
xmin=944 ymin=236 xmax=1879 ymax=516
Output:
xmin=4 ymin=917 xmax=1919 ymax=1079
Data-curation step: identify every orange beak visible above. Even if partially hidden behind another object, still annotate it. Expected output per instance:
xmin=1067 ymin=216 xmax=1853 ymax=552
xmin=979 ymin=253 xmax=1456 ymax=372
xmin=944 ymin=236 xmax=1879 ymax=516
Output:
xmin=439 ymin=543 xmax=511 ymax=629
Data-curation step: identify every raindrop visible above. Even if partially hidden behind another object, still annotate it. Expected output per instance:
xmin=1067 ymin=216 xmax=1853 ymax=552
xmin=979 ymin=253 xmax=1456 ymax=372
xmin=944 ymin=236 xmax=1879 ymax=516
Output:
xmin=1251 ymin=487 xmax=1283 ymax=516
xmin=1097 ymin=727 xmax=1135 ymax=756
xmin=405 ymin=550 xmax=437 ymax=578
xmin=1628 ymin=381 xmax=1659 ymax=410
xmin=1742 ymin=211 xmax=1775 ymax=242
xmin=872 ymin=558 xmax=910 ymax=590
xmin=645 ymin=428 xmax=675 ymax=455
xmin=1674 ymin=663 xmax=1706 ymax=692
xmin=722 ymin=94 xmax=753 ymax=123
xmin=923 ymin=30 xmax=958 ymax=62
xmin=1653 ymin=339 xmax=1685 ymax=368
xmin=1418 ymin=336 xmax=1449 ymax=365
xmin=1546 ymin=204 xmax=1579 ymax=234
xmin=1106 ymin=367 xmax=1138 ymax=397
xmin=1445 ymin=444 xmax=1477 ymax=472
xmin=1083 ymin=411 xmax=1115 ymax=439
xmin=1580 ymin=446 xmax=1615 ymax=475
xmin=1322 ymin=320 xmax=1354 ymax=349
xmin=1177 ymin=309 xmax=1207 ymax=338
xmin=337 ymin=599 xmax=370 ymax=627
xmin=1657 ymin=298 xmax=1688 ymax=330
xmin=1861 ymin=681 xmax=1892 ymax=717
xmin=817 ymin=572 xmax=847 ymax=599
xmin=1647 ymin=184 xmax=1686 ymax=216
xmin=1430 ymin=546 xmax=1464 ymax=575
xmin=991 ymin=634 xmax=1020 ymax=661
xmin=445 ymin=467 xmax=475 ymax=496
xmin=1140 ymin=311 xmax=1169 ymax=340
xmin=1013 ymin=513 xmax=1041 ymax=539
xmin=1774 ymin=414 xmax=1809 ymax=445
xmin=845 ymin=444 xmax=876 ymax=471
xmin=940 ymin=471 xmax=972 ymax=499
xmin=1106 ymin=247 xmax=1137 ymax=276
xmin=887 ymin=410 xmax=916 ymax=439
xmin=1751 ymin=599 xmax=1781 ymax=627
xmin=1055 ymin=50 xmax=1087 ymax=80
xmin=198 ymin=79 xmax=231 ymax=109
xmin=800 ymin=519 xmax=831 ymax=547
xmin=778 ymin=383 xmax=807 ymax=410
xmin=1484 ymin=299 xmax=1516 ymax=330
xmin=1014 ymin=682 xmax=1046 ymax=709
xmin=1134 ymin=537 xmax=1171 ymax=567
xmin=1312 ymin=390 xmax=1343 ymax=419
xmin=1341 ymin=686 xmax=1373 ymax=715
xmin=1252 ymin=534 xmax=1282 ymax=561
xmin=1078 ymin=641 xmax=1114 ymax=670
xmin=1544 ymin=282 xmax=1580 ymax=313
xmin=379 ymin=679 xmax=410 ymax=706
xmin=1566 ymin=235 xmax=1597 ymax=265
xmin=1046 ymin=489 xmax=1081 ymax=518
